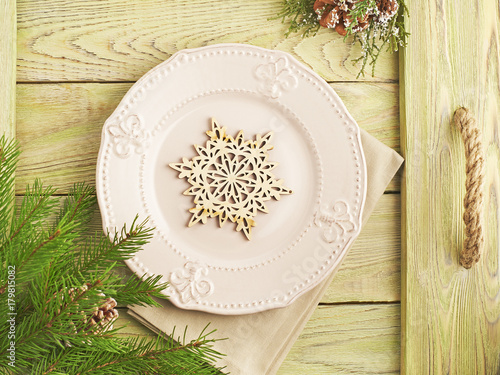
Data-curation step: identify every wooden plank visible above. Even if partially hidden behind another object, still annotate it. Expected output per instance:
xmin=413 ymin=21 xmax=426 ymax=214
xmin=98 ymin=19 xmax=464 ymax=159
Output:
xmin=114 ymin=305 xmax=400 ymax=375
xmin=15 ymin=193 xmax=400 ymax=304
xmin=16 ymin=83 xmax=124 ymax=193
xmin=277 ymin=304 xmax=400 ymax=374
xmin=325 ymin=193 xmax=400 ymax=303
xmin=0 ymin=0 xmax=16 ymax=139
xmin=17 ymin=0 xmax=397 ymax=83
xmin=15 ymin=82 xmax=400 ymax=194
xmin=400 ymin=0 xmax=500 ymax=373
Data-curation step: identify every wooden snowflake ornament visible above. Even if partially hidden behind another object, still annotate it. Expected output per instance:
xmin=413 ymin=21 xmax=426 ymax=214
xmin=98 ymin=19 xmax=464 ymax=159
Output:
xmin=169 ymin=118 xmax=292 ymax=240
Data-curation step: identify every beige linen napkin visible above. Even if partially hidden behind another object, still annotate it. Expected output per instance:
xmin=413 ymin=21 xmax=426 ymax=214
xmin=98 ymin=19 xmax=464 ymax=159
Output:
xmin=128 ymin=129 xmax=403 ymax=374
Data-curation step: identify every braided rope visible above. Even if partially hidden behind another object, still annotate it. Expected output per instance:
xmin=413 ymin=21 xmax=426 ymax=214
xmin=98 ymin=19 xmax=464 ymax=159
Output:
xmin=453 ymin=108 xmax=485 ymax=269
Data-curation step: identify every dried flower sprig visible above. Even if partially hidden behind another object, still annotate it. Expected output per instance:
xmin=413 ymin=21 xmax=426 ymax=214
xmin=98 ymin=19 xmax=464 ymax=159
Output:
xmin=277 ymin=0 xmax=409 ymax=78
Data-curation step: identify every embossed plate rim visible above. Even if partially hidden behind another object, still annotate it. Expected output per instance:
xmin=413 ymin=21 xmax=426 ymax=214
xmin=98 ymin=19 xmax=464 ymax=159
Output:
xmin=96 ymin=43 xmax=367 ymax=315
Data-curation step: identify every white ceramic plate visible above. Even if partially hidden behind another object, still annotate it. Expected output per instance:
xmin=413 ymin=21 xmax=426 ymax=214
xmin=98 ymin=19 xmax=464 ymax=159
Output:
xmin=96 ymin=44 xmax=366 ymax=315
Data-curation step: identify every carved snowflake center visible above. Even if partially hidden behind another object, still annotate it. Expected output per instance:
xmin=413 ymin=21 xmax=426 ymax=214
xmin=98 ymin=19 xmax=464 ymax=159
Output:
xmin=169 ymin=118 xmax=293 ymax=240
xmin=205 ymin=154 xmax=258 ymax=205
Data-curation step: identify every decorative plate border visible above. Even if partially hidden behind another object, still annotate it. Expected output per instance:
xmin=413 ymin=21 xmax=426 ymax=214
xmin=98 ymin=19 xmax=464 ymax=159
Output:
xmin=96 ymin=44 xmax=367 ymax=314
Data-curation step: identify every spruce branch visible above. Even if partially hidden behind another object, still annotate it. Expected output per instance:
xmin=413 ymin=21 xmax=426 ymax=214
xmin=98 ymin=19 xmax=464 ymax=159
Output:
xmin=6 ymin=180 xmax=57 ymax=246
xmin=0 ymin=136 xmax=19 ymax=242
xmin=3 ymin=224 xmax=68 ymax=290
xmin=1 ymin=277 xmax=104 ymax=361
xmin=75 ymin=216 xmax=154 ymax=279
xmin=69 ymin=327 xmax=224 ymax=374
xmin=113 ymin=274 xmax=169 ymax=307
xmin=33 ymin=328 xmax=225 ymax=374
xmin=57 ymin=183 xmax=97 ymax=233
xmin=0 ymin=137 xmax=226 ymax=374
xmin=1 ymin=182 xmax=98 ymax=292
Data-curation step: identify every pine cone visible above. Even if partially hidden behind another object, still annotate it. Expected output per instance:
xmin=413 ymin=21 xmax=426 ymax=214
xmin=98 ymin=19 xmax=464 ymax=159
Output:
xmin=51 ymin=285 xmax=119 ymax=335
xmin=314 ymin=0 xmax=399 ymax=36
xmin=314 ymin=0 xmax=371 ymax=36
xmin=377 ymin=0 xmax=399 ymax=22
xmin=88 ymin=297 xmax=119 ymax=334
xmin=314 ymin=1 xmax=341 ymax=29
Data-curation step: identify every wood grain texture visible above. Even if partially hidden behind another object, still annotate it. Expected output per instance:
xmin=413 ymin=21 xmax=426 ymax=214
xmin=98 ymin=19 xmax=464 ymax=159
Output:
xmin=15 ymin=82 xmax=400 ymax=194
xmin=17 ymin=0 xmax=397 ymax=83
xmin=400 ymin=0 xmax=500 ymax=373
xmin=277 ymin=304 xmax=400 ymax=374
xmin=0 ymin=0 xmax=16 ymax=139
xmin=15 ymin=193 xmax=400 ymax=304
xmin=325 ymin=194 xmax=401 ymax=303
xmin=113 ymin=304 xmax=400 ymax=375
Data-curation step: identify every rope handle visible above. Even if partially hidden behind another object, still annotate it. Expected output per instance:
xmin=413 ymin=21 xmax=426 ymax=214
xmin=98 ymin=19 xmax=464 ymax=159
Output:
xmin=452 ymin=108 xmax=485 ymax=269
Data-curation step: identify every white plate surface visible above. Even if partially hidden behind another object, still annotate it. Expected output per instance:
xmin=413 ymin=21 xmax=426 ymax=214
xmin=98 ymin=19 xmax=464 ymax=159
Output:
xmin=96 ymin=44 xmax=367 ymax=315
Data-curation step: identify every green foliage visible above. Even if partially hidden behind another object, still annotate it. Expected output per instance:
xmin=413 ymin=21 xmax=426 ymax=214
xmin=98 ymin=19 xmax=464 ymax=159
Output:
xmin=0 ymin=136 xmax=226 ymax=375
xmin=31 ymin=327 xmax=224 ymax=374
xmin=0 ymin=137 xmax=20 ymax=243
xmin=277 ymin=0 xmax=409 ymax=77
xmin=351 ymin=0 xmax=409 ymax=77
xmin=276 ymin=0 xmax=320 ymax=37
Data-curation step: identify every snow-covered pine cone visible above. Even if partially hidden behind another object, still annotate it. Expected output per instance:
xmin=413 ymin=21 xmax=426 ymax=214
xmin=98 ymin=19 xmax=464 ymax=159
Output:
xmin=314 ymin=0 xmax=399 ymax=36
xmin=377 ymin=0 xmax=399 ymax=23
